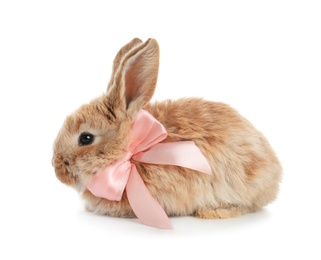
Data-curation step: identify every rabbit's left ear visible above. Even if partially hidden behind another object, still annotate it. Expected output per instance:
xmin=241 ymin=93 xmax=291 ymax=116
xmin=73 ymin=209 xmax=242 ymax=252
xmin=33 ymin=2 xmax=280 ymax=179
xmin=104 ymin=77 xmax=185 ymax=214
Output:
xmin=107 ymin=38 xmax=143 ymax=90
xmin=107 ymin=38 xmax=160 ymax=115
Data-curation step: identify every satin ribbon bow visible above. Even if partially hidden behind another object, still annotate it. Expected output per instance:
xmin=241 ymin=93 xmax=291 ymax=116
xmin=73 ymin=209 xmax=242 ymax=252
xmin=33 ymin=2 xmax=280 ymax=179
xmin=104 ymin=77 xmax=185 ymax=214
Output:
xmin=87 ymin=109 xmax=212 ymax=229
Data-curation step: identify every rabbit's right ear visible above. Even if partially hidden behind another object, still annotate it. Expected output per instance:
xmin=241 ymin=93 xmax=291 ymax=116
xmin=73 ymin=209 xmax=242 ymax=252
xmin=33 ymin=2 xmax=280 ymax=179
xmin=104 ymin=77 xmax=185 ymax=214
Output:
xmin=106 ymin=38 xmax=160 ymax=116
xmin=107 ymin=38 xmax=143 ymax=90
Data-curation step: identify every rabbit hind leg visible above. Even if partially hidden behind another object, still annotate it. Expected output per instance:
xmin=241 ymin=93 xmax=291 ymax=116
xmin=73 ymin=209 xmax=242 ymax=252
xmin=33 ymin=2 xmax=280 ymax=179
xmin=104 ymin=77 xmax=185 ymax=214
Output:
xmin=194 ymin=205 xmax=256 ymax=219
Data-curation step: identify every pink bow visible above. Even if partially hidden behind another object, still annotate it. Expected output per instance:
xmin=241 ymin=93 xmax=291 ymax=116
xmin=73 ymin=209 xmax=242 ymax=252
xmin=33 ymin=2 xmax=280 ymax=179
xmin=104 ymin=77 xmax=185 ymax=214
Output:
xmin=87 ymin=109 xmax=212 ymax=229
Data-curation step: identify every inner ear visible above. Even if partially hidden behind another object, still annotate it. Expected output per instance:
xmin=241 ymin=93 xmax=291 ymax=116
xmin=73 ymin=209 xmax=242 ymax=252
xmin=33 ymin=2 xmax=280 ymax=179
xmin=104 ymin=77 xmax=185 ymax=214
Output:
xmin=107 ymin=38 xmax=143 ymax=91
xmin=124 ymin=55 xmax=144 ymax=108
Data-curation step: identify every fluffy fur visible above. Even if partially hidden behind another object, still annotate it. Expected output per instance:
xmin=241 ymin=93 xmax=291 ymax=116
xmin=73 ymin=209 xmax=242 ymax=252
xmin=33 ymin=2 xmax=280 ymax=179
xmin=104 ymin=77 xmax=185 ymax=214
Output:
xmin=53 ymin=38 xmax=282 ymax=220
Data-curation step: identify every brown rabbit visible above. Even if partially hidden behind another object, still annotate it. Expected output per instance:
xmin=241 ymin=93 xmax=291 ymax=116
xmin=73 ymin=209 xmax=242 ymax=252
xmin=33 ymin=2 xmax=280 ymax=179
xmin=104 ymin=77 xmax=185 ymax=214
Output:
xmin=53 ymin=38 xmax=282 ymax=223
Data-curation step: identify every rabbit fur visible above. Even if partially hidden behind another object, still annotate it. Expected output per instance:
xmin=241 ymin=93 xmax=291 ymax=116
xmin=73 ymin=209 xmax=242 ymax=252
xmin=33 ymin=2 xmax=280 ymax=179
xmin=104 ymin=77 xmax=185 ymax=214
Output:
xmin=53 ymin=38 xmax=282 ymax=220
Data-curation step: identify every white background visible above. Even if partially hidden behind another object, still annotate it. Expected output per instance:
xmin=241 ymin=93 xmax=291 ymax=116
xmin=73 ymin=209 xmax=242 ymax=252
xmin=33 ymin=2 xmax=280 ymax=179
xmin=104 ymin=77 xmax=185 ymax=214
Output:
xmin=1 ymin=1 xmax=320 ymax=259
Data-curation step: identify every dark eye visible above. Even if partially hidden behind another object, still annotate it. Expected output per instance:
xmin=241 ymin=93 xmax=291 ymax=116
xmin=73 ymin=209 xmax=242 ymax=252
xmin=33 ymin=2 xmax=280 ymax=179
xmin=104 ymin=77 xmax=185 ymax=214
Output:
xmin=78 ymin=132 xmax=95 ymax=146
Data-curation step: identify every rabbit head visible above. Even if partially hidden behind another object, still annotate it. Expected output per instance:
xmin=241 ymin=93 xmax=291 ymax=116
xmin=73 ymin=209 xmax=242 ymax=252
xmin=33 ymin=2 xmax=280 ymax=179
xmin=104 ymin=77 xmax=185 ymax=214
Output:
xmin=52 ymin=38 xmax=160 ymax=191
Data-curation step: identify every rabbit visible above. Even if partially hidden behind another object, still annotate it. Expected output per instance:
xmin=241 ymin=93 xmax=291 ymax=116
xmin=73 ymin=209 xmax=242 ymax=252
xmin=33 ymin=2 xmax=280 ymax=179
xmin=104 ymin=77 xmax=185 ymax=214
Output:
xmin=52 ymin=38 xmax=282 ymax=222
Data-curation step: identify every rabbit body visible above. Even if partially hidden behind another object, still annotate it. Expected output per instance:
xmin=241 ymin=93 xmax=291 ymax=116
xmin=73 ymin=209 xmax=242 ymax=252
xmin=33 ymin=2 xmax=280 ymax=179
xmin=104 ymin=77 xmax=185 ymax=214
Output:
xmin=53 ymin=38 xmax=282 ymax=220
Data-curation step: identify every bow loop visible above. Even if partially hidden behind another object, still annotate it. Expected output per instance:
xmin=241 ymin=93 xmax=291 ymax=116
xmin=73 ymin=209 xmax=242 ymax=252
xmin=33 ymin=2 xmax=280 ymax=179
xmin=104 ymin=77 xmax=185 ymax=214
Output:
xmin=129 ymin=110 xmax=167 ymax=154
xmin=87 ymin=153 xmax=132 ymax=201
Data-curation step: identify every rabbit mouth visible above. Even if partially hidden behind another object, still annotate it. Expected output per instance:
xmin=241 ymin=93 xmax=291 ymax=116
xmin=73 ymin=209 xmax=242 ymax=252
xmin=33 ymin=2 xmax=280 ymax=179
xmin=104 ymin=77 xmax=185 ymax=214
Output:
xmin=53 ymin=156 xmax=78 ymax=186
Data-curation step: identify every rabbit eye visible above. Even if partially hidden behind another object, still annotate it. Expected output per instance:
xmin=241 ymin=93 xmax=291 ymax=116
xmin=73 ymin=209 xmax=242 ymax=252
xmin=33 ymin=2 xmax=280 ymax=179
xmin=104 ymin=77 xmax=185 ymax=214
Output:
xmin=78 ymin=132 xmax=95 ymax=146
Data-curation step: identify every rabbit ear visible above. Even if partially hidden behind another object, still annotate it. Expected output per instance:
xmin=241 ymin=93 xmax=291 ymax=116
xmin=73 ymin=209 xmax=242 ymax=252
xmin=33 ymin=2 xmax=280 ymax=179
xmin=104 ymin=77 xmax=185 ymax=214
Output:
xmin=107 ymin=38 xmax=160 ymax=115
xmin=107 ymin=38 xmax=143 ymax=90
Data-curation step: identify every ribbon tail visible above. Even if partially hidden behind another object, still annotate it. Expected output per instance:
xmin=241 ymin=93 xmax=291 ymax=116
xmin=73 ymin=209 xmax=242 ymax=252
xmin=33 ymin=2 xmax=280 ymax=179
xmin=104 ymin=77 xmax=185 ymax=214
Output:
xmin=133 ymin=141 xmax=212 ymax=175
xmin=126 ymin=165 xmax=173 ymax=229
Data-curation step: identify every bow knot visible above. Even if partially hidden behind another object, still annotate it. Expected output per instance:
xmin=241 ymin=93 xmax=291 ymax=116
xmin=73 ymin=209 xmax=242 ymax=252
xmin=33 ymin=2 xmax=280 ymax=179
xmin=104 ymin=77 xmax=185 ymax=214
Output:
xmin=87 ymin=109 xmax=212 ymax=229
